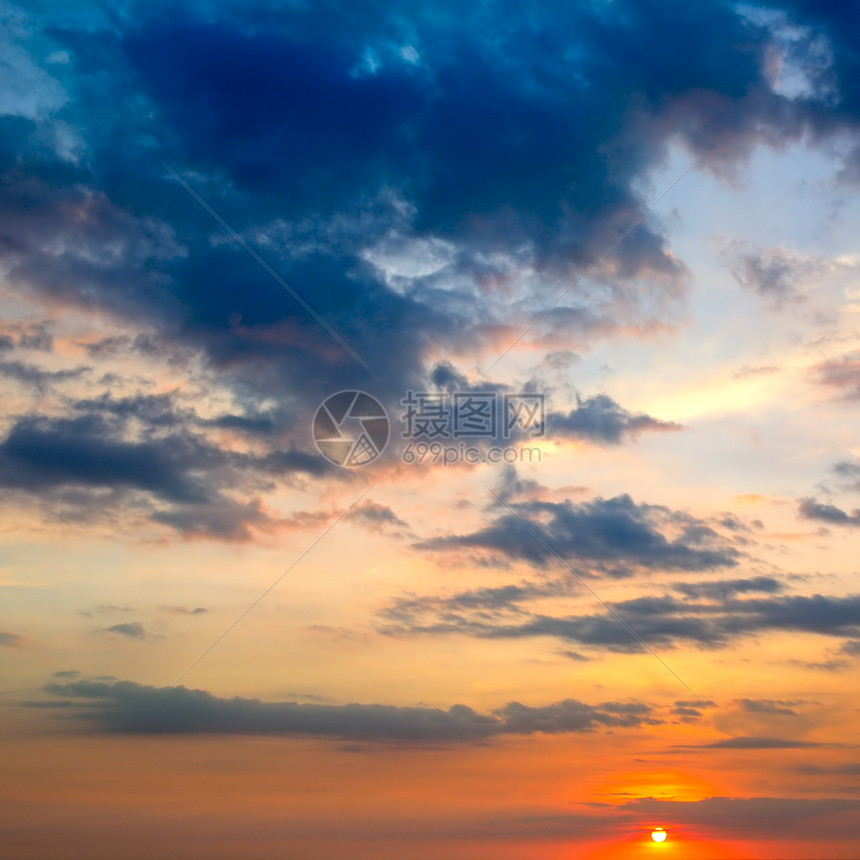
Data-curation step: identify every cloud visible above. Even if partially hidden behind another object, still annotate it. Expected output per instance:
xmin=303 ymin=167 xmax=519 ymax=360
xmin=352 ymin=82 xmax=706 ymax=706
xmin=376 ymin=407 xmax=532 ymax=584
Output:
xmin=559 ymin=649 xmax=590 ymax=662
xmin=0 ymin=398 xmax=330 ymax=539
xmin=691 ymin=736 xmax=824 ymax=749
xmin=379 ymin=578 xmax=860 ymax=654
xmin=832 ymin=459 xmax=860 ymax=492
xmin=417 ymin=494 xmax=740 ymax=573
xmin=490 ymin=465 xmax=546 ymax=505
xmin=496 ymin=699 xmax=660 ymax=733
xmin=159 ymin=606 xmax=207 ymax=616
xmin=0 ymin=630 xmax=28 ymax=649
xmin=0 ymin=17 xmax=67 ymax=121
xmin=671 ymin=705 xmax=704 ymax=719
xmin=4 ymin=0 xmax=855 ymax=440
xmin=673 ymin=576 xmax=783 ymax=600
xmin=797 ymin=761 xmax=860 ymax=776
xmin=0 ymin=360 xmax=90 ymax=392
xmin=798 ymin=497 xmax=860 ymax=526
xmin=733 ymin=364 xmax=779 ymax=379
xmin=457 ymin=795 xmax=860 ymax=843
xmin=382 ymin=582 xmax=564 ymax=625
xmin=675 ymin=699 xmax=717 ymax=709
xmin=399 ymin=364 xmax=674 ymax=450
xmin=736 ymin=698 xmax=803 ymax=717
xmin=98 ymin=622 xmax=150 ymax=640
xmin=621 ymin=794 xmax=860 ymax=838
xmin=17 ymin=324 xmax=53 ymax=352
xmin=39 ymin=679 xmax=657 ymax=742
xmin=346 ymin=501 xmax=410 ymax=531
xmin=546 ymin=394 xmax=682 ymax=444
xmin=150 ymin=497 xmax=274 ymax=542
xmin=812 ymin=353 xmax=860 ymax=399
xmin=0 ymin=414 xmax=221 ymax=502
xmin=2 ymin=0 xmax=860 ymax=543
xmin=670 ymin=698 xmax=717 ymax=719
xmin=3 ymin=321 xmax=55 ymax=352
xmin=724 ymin=242 xmax=825 ymax=305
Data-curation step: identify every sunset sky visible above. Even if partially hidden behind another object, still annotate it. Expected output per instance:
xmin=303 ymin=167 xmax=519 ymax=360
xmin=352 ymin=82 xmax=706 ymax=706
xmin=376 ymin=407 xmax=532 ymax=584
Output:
xmin=3 ymin=1 xmax=860 ymax=857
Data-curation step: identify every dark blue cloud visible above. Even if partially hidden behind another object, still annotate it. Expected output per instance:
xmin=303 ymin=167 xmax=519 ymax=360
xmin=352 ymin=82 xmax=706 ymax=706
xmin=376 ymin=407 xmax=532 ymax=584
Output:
xmin=417 ymin=494 xmax=740 ymax=572
xmin=0 ymin=415 xmax=212 ymax=503
xmin=123 ymin=23 xmax=428 ymax=210
xmin=0 ymin=403 xmax=331 ymax=539
xmin=4 ymin=0 xmax=839 ymax=407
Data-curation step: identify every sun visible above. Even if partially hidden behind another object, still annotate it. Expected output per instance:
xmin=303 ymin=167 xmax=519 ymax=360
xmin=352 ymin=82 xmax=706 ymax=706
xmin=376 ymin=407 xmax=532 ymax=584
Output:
xmin=651 ymin=827 xmax=667 ymax=843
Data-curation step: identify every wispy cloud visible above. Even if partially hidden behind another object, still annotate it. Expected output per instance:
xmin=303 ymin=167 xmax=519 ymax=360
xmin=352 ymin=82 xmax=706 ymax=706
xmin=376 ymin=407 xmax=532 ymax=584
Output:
xmin=379 ymin=578 xmax=860 ymax=654
xmin=0 ymin=631 xmax=29 ymax=649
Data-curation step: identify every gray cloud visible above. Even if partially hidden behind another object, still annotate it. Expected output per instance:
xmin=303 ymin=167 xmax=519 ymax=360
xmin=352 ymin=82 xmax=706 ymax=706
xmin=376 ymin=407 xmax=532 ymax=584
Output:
xmin=379 ymin=578 xmax=860 ymax=654
xmin=724 ymin=242 xmax=822 ymax=305
xmin=0 ymin=398 xmax=332 ymax=540
xmin=417 ymin=494 xmax=740 ymax=573
xmin=40 ymin=679 xmax=657 ymax=742
xmin=0 ymin=630 xmax=28 ymax=649
xmin=98 ymin=622 xmax=150 ymax=640
xmin=546 ymin=394 xmax=682 ymax=444
xmin=674 ymin=576 xmax=783 ymax=600
xmin=413 ymin=364 xmax=676 ymax=448
xmin=346 ymin=501 xmax=410 ymax=531
xmin=691 ymin=736 xmax=825 ymax=749
xmin=798 ymin=497 xmax=860 ymax=526
xmin=0 ymin=360 xmax=89 ymax=392
xmin=736 ymin=698 xmax=803 ymax=717
xmin=833 ymin=459 xmax=860 ymax=476
xmin=496 ymin=699 xmax=660 ymax=734
xmin=381 ymin=581 xmax=564 ymax=625
xmin=159 ymin=606 xmax=208 ymax=616
xmin=3 ymin=321 xmax=54 ymax=352
xmin=670 ymin=698 xmax=717 ymax=720
xmin=812 ymin=353 xmax=860 ymax=400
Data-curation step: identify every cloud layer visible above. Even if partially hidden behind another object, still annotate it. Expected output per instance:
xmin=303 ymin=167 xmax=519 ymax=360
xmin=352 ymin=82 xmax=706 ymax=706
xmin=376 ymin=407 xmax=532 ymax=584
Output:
xmin=42 ymin=679 xmax=658 ymax=742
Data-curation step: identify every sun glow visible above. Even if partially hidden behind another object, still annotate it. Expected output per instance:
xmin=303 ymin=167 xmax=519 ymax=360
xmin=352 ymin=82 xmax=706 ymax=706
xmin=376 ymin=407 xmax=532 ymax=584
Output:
xmin=651 ymin=828 xmax=667 ymax=843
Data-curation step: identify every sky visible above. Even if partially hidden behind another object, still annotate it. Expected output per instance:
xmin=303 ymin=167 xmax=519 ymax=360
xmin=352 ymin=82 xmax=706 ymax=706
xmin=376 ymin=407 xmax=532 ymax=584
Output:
xmin=2 ymin=0 xmax=860 ymax=857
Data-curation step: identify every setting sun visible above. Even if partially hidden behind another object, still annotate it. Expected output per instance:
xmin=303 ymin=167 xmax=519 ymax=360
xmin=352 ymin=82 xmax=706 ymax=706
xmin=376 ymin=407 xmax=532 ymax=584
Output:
xmin=651 ymin=828 xmax=668 ymax=843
